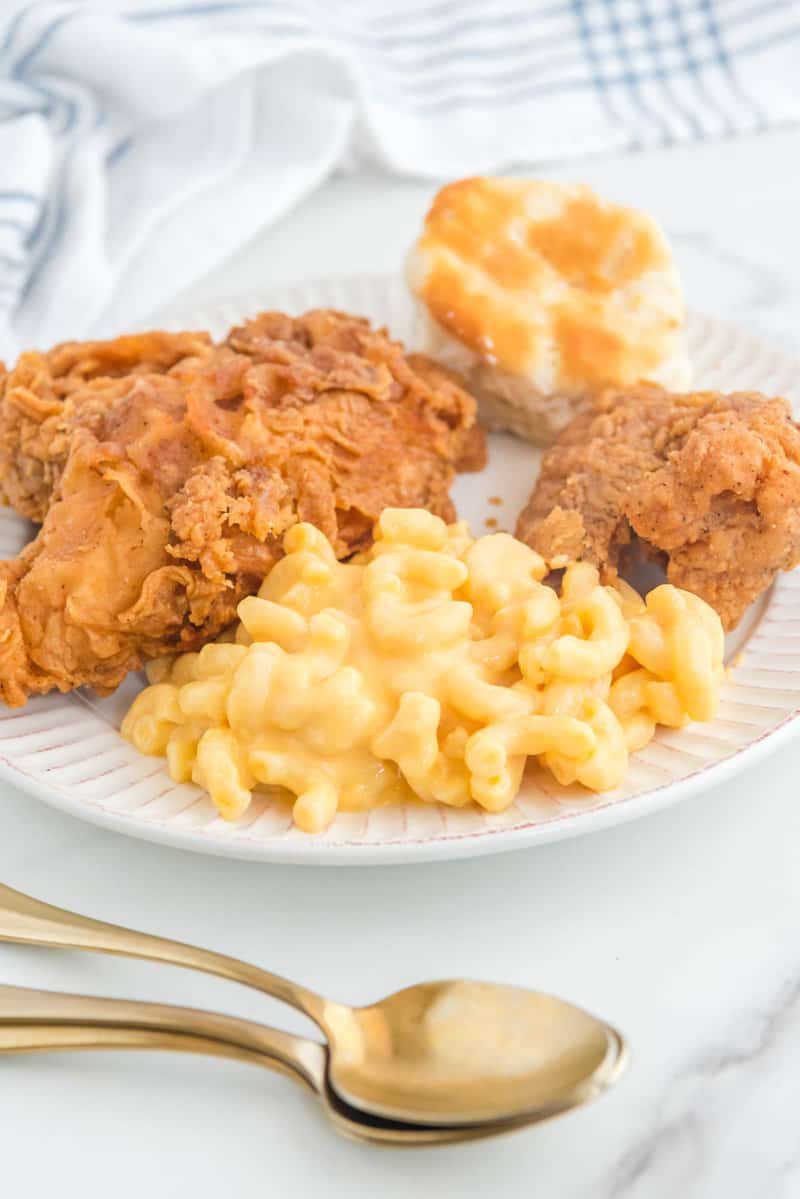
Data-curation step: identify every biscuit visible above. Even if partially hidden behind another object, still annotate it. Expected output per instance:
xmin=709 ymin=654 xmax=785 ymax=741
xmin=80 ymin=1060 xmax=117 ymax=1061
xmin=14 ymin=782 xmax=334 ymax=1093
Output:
xmin=407 ymin=177 xmax=690 ymax=444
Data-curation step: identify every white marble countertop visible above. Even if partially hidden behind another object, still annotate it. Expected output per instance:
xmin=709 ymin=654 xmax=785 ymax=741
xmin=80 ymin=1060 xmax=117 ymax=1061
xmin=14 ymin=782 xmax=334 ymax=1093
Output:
xmin=2 ymin=128 xmax=800 ymax=1198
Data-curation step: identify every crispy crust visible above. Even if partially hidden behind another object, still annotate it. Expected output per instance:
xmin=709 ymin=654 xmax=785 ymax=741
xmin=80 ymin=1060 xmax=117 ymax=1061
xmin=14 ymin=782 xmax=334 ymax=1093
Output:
xmin=0 ymin=310 xmax=485 ymax=705
xmin=516 ymin=385 xmax=800 ymax=629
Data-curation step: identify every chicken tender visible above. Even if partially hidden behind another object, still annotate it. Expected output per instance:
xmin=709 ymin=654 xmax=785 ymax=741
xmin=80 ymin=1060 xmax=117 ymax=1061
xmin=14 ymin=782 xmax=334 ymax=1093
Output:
xmin=0 ymin=310 xmax=485 ymax=706
xmin=516 ymin=385 xmax=800 ymax=629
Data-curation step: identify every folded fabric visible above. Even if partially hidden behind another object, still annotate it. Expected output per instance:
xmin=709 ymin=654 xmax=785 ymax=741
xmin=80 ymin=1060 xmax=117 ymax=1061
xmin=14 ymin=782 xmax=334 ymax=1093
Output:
xmin=0 ymin=0 xmax=796 ymax=358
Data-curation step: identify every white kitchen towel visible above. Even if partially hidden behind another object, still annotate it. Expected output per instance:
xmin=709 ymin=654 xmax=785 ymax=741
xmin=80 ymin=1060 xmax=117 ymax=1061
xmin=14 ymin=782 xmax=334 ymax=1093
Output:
xmin=0 ymin=0 xmax=796 ymax=357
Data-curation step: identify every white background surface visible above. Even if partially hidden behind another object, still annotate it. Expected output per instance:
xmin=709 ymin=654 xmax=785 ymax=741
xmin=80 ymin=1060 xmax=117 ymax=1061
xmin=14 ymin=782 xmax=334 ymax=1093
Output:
xmin=2 ymin=128 xmax=800 ymax=1197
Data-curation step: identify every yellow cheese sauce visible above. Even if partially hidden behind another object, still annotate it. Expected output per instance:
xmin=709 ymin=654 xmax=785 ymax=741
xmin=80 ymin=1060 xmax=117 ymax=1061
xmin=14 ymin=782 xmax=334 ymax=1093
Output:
xmin=123 ymin=508 xmax=724 ymax=833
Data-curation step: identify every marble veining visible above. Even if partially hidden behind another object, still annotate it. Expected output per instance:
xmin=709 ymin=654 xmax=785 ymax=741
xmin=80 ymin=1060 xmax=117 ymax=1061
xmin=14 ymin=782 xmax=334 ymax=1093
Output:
xmin=608 ymin=970 xmax=800 ymax=1197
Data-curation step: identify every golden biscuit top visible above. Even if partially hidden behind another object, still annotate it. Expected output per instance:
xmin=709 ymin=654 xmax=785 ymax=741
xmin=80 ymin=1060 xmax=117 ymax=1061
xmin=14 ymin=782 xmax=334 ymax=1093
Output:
xmin=408 ymin=177 xmax=686 ymax=391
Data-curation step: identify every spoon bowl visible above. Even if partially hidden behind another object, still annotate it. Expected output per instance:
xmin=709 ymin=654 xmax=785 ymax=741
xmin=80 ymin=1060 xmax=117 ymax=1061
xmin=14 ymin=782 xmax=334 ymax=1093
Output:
xmin=323 ymin=979 xmax=626 ymax=1125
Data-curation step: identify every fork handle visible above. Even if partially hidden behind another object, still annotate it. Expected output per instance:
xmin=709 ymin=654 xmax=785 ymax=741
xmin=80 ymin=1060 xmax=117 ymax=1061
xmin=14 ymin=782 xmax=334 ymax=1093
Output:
xmin=0 ymin=883 xmax=327 ymax=1026
xmin=0 ymin=984 xmax=325 ymax=1094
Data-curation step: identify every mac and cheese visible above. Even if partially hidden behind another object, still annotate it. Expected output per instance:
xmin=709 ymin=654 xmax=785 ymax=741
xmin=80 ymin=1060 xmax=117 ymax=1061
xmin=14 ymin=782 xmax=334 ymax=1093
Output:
xmin=122 ymin=509 xmax=725 ymax=832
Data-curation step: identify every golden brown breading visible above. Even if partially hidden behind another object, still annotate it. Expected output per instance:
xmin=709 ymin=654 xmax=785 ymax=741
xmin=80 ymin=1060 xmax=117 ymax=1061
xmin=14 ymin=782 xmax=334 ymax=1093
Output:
xmin=0 ymin=310 xmax=485 ymax=706
xmin=0 ymin=330 xmax=213 ymax=520
xmin=516 ymin=385 xmax=800 ymax=629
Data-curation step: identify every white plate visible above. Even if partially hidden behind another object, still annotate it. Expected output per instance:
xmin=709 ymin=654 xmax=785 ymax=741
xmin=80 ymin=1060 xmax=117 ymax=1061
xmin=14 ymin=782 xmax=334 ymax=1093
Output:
xmin=1 ymin=275 xmax=798 ymax=865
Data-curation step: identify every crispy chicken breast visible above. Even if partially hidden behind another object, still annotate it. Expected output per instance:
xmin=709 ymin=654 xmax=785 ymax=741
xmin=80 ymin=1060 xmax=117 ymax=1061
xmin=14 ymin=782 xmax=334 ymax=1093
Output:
xmin=0 ymin=310 xmax=485 ymax=705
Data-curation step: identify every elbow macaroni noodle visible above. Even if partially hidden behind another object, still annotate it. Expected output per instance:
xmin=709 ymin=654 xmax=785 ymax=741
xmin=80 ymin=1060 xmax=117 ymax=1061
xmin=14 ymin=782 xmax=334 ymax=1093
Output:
xmin=122 ymin=509 xmax=725 ymax=833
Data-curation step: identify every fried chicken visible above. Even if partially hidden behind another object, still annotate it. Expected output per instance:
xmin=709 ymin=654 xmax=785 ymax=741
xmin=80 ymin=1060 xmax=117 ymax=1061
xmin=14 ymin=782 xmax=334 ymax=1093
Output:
xmin=0 ymin=330 xmax=214 ymax=521
xmin=0 ymin=310 xmax=486 ymax=706
xmin=516 ymin=385 xmax=800 ymax=629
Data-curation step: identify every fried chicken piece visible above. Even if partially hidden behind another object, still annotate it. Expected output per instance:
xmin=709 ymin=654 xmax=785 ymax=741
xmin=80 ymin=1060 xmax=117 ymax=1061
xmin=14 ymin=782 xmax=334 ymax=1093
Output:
xmin=0 ymin=330 xmax=214 ymax=521
xmin=0 ymin=310 xmax=485 ymax=706
xmin=516 ymin=385 xmax=800 ymax=628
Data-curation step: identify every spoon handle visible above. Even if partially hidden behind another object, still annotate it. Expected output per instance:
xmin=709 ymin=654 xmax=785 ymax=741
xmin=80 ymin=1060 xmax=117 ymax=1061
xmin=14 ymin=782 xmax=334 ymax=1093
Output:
xmin=0 ymin=984 xmax=325 ymax=1094
xmin=0 ymin=883 xmax=327 ymax=1026
xmin=0 ymin=1020 xmax=300 ymax=1078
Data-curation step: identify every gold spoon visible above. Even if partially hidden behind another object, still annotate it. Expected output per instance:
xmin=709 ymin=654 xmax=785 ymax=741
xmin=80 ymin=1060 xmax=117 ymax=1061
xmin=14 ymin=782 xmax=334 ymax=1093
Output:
xmin=0 ymin=984 xmax=546 ymax=1147
xmin=0 ymin=883 xmax=626 ymax=1126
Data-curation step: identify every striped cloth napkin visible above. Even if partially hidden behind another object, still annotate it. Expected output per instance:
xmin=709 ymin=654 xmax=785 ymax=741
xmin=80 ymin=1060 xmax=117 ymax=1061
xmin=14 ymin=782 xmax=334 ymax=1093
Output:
xmin=0 ymin=0 xmax=796 ymax=357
